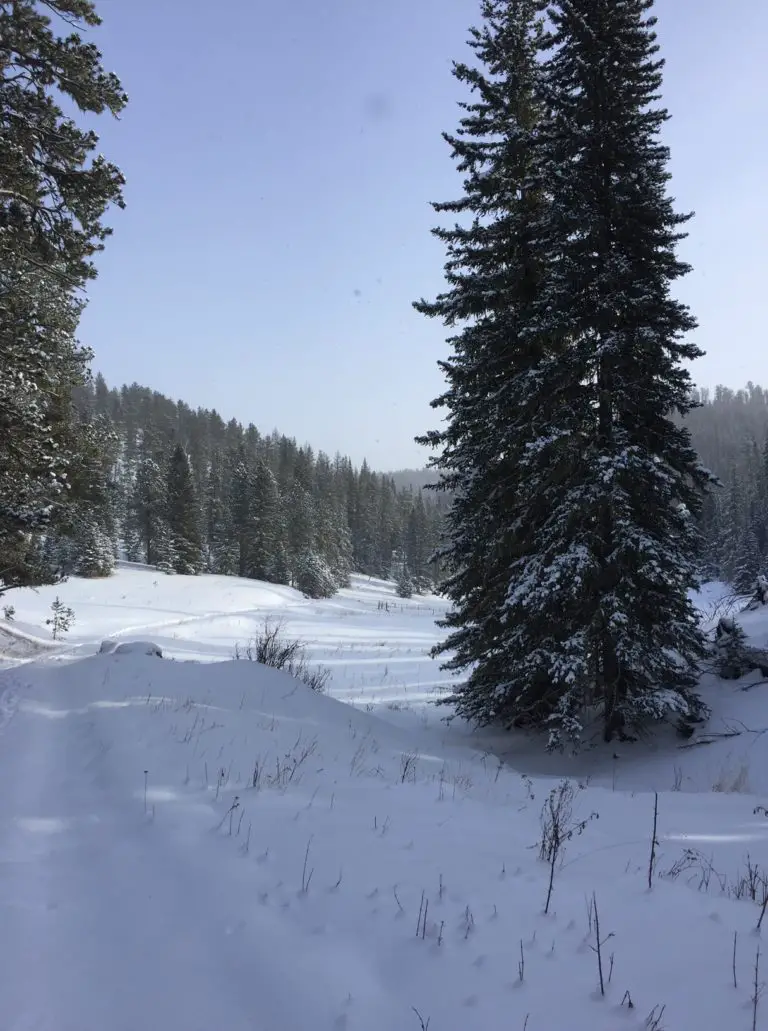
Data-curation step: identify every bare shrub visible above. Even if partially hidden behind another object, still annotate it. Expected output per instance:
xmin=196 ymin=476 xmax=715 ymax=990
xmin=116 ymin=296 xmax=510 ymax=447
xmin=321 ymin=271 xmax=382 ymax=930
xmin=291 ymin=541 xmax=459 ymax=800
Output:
xmin=712 ymin=763 xmax=750 ymax=794
xmin=538 ymin=780 xmax=598 ymax=914
xmin=235 ymin=618 xmax=330 ymax=692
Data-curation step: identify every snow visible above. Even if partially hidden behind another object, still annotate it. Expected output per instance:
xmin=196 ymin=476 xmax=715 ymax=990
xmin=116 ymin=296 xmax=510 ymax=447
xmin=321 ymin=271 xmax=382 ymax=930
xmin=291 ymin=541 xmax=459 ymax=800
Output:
xmin=2 ymin=567 xmax=768 ymax=1028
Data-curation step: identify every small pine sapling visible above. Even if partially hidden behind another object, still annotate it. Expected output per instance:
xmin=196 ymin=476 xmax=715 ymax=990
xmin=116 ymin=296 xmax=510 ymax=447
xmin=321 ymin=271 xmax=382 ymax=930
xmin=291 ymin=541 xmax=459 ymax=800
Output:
xmin=46 ymin=597 xmax=75 ymax=640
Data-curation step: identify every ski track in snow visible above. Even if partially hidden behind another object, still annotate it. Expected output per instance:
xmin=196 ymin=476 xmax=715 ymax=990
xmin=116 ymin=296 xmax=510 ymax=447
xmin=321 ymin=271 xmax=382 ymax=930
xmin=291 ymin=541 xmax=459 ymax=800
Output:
xmin=0 ymin=679 xmax=349 ymax=1030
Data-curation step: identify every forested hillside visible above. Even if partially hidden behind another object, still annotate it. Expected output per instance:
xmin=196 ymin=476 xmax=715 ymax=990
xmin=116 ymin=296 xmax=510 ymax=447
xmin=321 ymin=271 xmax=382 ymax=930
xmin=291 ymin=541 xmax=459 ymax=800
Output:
xmin=45 ymin=375 xmax=449 ymax=599
xmin=687 ymin=384 xmax=768 ymax=590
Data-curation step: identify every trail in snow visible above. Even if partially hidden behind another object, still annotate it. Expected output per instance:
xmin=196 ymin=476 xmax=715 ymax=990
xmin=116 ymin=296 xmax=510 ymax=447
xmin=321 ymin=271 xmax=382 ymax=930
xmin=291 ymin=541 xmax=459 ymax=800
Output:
xmin=0 ymin=664 xmax=398 ymax=1031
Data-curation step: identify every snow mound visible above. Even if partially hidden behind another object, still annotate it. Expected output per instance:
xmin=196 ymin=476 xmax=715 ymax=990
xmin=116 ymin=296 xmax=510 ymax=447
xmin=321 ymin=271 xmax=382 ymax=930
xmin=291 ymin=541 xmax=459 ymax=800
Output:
xmin=100 ymin=639 xmax=163 ymax=657
xmin=2 ymin=649 xmax=768 ymax=1030
xmin=0 ymin=621 xmax=59 ymax=666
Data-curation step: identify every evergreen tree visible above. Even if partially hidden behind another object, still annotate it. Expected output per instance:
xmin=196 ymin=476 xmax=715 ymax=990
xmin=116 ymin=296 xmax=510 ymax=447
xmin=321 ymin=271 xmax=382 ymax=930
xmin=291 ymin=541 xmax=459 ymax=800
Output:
xmin=396 ymin=566 xmax=415 ymax=599
xmin=293 ymin=550 xmax=337 ymax=599
xmin=733 ymin=528 xmax=761 ymax=594
xmin=130 ymin=455 xmax=169 ymax=567
xmin=405 ymin=491 xmax=431 ymax=583
xmin=513 ymin=0 xmax=712 ymax=743
xmin=414 ymin=1 xmax=553 ymax=728
xmin=205 ymin=455 xmax=238 ymax=574
xmin=230 ymin=447 xmax=258 ymax=579
xmin=0 ymin=1 xmax=126 ymax=594
xmin=420 ymin=0 xmax=713 ymax=746
xmin=165 ymin=444 xmax=203 ymax=574
xmin=249 ymin=460 xmax=287 ymax=583
xmin=286 ymin=482 xmax=315 ymax=580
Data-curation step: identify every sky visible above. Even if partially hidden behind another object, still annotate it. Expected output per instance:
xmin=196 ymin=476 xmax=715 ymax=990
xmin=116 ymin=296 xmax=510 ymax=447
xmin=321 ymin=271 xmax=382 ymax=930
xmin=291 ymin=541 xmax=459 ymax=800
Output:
xmin=79 ymin=0 xmax=768 ymax=470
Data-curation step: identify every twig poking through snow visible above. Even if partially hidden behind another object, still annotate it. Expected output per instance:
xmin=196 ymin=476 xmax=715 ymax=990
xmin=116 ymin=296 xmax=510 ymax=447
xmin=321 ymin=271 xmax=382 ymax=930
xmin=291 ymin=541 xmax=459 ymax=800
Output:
xmin=753 ymin=944 xmax=763 ymax=1031
xmin=733 ymin=931 xmax=738 ymax=989
xmin=644 ymin=1004 xmax=666 ymax=1030
xmin=300 ymin=837 xmax=314 ymax=894
xmin=588 ymin=893 xmax=614 ymax=997
xmin=648 ymin=792 xmax=659 ymax=890
xmin=411 ymin=1007 xmax=430 ymax=1030
xmin=394 ymin=886 xmax=404 ymax=915
xmin=416 ymin=891 xmax=425 ymax=938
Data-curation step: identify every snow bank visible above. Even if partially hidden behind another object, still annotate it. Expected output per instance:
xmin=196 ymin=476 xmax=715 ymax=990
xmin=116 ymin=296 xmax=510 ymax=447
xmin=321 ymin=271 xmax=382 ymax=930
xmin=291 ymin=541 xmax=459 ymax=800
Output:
xmin=0 ymin=620 xmax=60 ymax=666
xmin=2 ymin=650 xmax=768 ymax=1029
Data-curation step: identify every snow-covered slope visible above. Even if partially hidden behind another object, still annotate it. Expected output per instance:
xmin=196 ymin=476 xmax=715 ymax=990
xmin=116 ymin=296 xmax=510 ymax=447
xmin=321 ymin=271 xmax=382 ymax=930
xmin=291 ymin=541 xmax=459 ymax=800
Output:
xmin=3 ymin=567 xmax=768 ymax=1028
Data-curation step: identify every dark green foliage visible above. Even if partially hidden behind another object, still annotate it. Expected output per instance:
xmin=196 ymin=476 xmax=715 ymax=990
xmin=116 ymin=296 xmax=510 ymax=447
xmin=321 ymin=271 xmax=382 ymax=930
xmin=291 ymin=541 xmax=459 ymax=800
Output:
xmin=419 ymin=0 xmax=712 ymax=746
xmin=129 ymin=455 xmax=169 ymax=568
xmin=396 ymin=567 xmax=414 ymax=599
xmin=165 ymin=444 xmax=203 ymax=574
xmin=415 ymin=0 xmax=555 ymax=732
xmin=0 ymin=0 xmax=125 ymax=594
xmin=293 ymin=550 xmax=337 ymax=599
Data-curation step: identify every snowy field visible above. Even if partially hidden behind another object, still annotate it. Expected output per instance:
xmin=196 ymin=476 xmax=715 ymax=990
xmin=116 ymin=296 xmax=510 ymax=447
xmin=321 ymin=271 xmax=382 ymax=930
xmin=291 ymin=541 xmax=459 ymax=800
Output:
xmin=3 ymin=567 xmax=768 ymax=1028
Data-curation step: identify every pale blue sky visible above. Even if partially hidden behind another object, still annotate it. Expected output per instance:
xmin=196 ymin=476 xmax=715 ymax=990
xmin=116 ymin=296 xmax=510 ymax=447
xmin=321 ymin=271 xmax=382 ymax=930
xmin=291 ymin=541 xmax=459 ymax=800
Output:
xmin=81 ymin=0 xmax=768 ymax=469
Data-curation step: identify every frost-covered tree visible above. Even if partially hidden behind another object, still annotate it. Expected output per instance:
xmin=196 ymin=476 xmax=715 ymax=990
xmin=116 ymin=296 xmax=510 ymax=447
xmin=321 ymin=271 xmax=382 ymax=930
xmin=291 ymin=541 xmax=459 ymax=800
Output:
xmin=293 ymin=550 xmax=336 ymax=599
xmin=508 ymin=0 xmax=713 ymax=743
xmin=396 ymin=566 xmax=414 ymax=599
xmin=420 ymin=0 xmax=713 ymax=746
xmin=248 ymin=460 xmax=288 ymax=583
xmin=286 ymin=482 xmax=315 ymax=577
xmin=165 ymin=444 xmax=203 ymax=574
xmin=130 ymin=455 xmax=169 ymax=567
xmin=415 ymin=1 xmax=554 ymax=729
xmin=0 ymin=0 xmax=126 ymax=594
xmin=205 ymin=454 xmax=237 ymax=574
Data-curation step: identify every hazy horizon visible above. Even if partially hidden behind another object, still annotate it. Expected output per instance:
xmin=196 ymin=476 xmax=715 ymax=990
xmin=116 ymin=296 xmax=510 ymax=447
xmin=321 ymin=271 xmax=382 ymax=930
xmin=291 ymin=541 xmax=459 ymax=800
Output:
xmin=81 ymin=0 xmax=767 ymax=469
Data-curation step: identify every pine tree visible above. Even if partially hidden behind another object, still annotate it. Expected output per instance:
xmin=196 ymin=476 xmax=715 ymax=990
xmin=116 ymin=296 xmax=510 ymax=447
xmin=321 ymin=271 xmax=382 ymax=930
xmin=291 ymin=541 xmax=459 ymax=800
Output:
xmin=0 ymin=1 xmax=126 ymax=594
xmin=733 ymin=528 xmax=761 ymax=594
xmin=414 ymin=1 xmax=553 ymax=728
xmin=396 ymin=565 xmax=414 ymax=599
xmin=511 ymin=0 xmax=712 ymax=743
xmin=249 ymin=460 xmax=287 ymax=582
xmin=286 ymin=483 xmax=316 ymax=581
xmin=52 ymin=412 xmax=119 ymax=578
xmin=130 ymin=455 xmax=170 ymax=567
xmin=420 ymin=0 xmax=714 ymax=746
xmin=230 ymin=447 xmax=257 ymax=579
xmin=165 ymin=444 xmax=203 ymax=574
xmin=293 ymin=550 xmax=337 ymax=599
xmin=405 ymin=491 xmax=431 ymax=585
xmin=205 ymin=455 xmax=238 ymax=574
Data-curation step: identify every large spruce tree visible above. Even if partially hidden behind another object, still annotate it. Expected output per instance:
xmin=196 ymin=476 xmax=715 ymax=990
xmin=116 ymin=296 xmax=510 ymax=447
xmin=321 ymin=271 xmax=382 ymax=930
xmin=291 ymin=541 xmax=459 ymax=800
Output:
xmin=415 ymin=1 xmax=553 ymax=726
xmin=0 ymin=0 xmax=126 ymax=593
xmin=520 ymin=0 xmax=712 ymax=743
xmin=421 ymin=0 xmax=713 ymax=746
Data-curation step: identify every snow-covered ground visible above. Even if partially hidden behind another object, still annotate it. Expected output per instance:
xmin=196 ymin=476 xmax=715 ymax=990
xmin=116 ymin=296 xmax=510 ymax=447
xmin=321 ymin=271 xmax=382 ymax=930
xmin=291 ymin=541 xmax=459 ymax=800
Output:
xmin=2 ymin=566 xmax=768 ymax=1029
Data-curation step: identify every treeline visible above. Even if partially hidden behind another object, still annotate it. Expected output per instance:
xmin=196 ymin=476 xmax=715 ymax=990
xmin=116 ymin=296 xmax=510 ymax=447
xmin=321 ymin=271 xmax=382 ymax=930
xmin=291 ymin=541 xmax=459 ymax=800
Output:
xmin=686 ymin=384 xmax=768 ymax=591
xmin=49 ymin=376 xmax=449 ymax=598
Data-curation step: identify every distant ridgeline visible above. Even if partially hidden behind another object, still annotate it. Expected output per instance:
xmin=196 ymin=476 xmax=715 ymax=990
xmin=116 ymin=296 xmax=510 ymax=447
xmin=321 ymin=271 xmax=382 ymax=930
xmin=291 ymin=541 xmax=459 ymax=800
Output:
xmin=683 ymin=384 xmax=768 ymax=590
xmin=48 ymin=375 xmax=451 ymax=598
